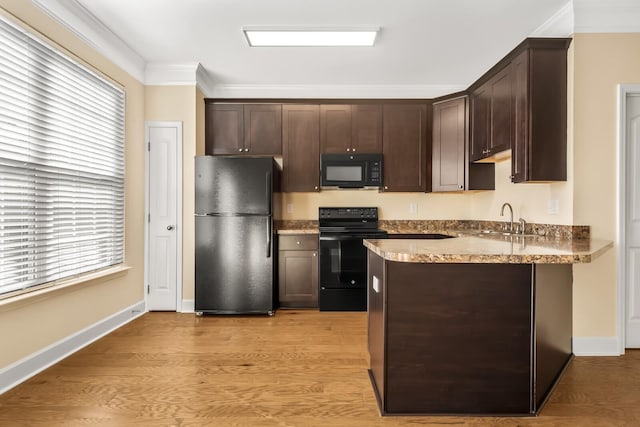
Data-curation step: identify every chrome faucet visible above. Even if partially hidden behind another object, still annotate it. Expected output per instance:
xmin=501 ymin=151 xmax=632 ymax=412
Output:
xmin=500 ymin=202 xmax=514 ymax=232
xmin=518 ymin=218 xmax=527 ymax=235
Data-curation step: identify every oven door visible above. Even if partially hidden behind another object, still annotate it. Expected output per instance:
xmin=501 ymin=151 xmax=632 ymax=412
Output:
xmin=319 ymin=232 xmax=385 ymax=290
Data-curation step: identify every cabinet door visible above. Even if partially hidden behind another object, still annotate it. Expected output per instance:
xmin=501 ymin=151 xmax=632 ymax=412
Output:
xmin=432 ymin=97 xmax=466 ymax=192
xmin=320 ymin=105 xmax=351 ymax=153
xmin=352 ymin=104 xmax=383 ymax=153
xmin=470 ymin=86 xmax=490 ymax=161
xmin=382 ymin=104 xmax=430 ymax=192
xmin=244 ymin=104 xmax=282 ymax=155
xmin=489 ymin=66 xmax=513 ymax=155
xmin=279 ymin=249 xmax=318 ymax=308
xmin=282 ymin=105 xmax=320 ymax=192
xmin=205 ymin=104 xmax=244 ymax=155
xmin=511 ymin=50 xmax=529 ymax=183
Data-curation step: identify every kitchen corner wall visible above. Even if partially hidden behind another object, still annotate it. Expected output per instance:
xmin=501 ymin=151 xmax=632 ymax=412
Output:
xmin=0 ymin=1 xmax=145 ymax=368
xmin=571 ymin=33 xmax=640 ymax=339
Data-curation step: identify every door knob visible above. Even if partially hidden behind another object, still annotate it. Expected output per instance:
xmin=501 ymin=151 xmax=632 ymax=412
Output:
xmin=167 ymin=225 xmax=174 ymax=231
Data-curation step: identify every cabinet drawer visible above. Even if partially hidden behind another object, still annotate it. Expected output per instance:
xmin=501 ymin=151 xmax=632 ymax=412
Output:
xmin=279 ymin=234 xmax=318 ymax=250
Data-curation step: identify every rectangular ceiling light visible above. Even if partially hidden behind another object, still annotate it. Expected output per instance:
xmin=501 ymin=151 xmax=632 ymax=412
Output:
xmin=243 ymin=27 xmax=379 ymax=47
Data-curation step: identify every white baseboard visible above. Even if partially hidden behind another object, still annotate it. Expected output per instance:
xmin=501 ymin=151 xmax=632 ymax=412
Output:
xmin=573 ymin=336 xmax=622 ymax=356
xmin=0 ymin=300 xmax=146 ymax=394
xmin=181 ymin=299 xmax=194 ymax=313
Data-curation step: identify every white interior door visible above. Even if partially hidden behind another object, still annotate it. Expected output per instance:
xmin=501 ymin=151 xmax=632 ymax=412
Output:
xmin=146 ymin=122 xmax=182 ymax=311
xmin=626 ymin=94 xmax=640 ymax=347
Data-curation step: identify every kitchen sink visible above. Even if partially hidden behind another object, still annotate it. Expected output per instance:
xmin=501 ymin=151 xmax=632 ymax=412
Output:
xmin=471 ymin=229 xmax=541 ymax=238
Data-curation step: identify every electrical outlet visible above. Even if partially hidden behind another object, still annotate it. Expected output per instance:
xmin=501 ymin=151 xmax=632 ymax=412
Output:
xmin=548 ymin=199 xmax=559 ymax=215
xmin=409 ymin=203 xmax=418 ymax=214
xmin=286 ymin=204 xmax=293 ymax=213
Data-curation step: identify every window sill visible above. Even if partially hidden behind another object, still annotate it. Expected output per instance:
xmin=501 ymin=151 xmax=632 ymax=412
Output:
xmin=0 ymin=265 xmax=131 ymax=310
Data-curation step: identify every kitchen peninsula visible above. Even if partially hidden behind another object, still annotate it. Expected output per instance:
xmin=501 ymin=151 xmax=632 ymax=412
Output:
xmin=364 ymin=234 xmax=612 ymax=416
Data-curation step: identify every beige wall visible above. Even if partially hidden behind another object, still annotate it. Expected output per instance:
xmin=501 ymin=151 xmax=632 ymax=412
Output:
xmin=282 ymin=191 xmax=470 ymax=220
xmin=572 ymin=33 xmax=640 ymax=337
xmin=144 ymin=86 xmax=199 ymax=301
xmin=0 ymin=1 xmax=145 ymax=367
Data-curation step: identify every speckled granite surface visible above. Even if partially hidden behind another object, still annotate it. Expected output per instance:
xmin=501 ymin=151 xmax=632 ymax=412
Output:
xmin=363 ymin=235 xmax=613 ymax=264
xmin=380 ymin=220 xmax=590 ymax=240
xmin=275 ymin=220 xmax=318 ymax=234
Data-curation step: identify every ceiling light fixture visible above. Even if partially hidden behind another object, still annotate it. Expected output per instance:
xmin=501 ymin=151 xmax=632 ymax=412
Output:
xmin=242 ymin=26 xmax=380 ymax=47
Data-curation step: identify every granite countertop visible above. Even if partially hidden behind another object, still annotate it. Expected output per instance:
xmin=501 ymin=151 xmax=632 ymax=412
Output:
xmin=363 ymin=233 xmax=613 ymax=264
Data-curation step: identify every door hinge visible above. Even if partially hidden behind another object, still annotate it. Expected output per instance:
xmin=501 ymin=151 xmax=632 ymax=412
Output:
xmin=147 ymin=141 xmax=150 ymax=151
xmin=148 ymin=213 xmax=151 ymax=223
xmin=147 ymin=284 xmax=150 ymax=294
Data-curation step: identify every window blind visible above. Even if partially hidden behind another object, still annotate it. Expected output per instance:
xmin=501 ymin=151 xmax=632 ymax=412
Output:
xmin=0 ymin=15 xmax=125 ymax=296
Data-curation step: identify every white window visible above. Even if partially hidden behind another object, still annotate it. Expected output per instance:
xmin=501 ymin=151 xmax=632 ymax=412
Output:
xmin=0 ymin=15 xmax=125 ymax=297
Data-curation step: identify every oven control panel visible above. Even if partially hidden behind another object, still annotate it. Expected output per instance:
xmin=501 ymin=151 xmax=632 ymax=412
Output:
xmin=319 ymin=207 xmax=378 ymax=220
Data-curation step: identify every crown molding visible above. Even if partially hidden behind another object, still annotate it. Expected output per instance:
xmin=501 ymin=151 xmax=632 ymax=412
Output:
xmin=206 ymin=84 xmax=466 ymax=99
xmin=574 ymin=0 xmax=640 ymax=33
xmin=530 ymin=1 xmax=574 ymax=37
xmin=31 ymin=0 xmax=145 ymax=82
xmin=145 ymin=62 xmax=199 ymax=86
xmin=195 ymin=65 xmax=215 ymax=95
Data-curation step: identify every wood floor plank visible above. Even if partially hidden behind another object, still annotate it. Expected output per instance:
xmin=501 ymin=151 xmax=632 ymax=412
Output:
xmin=1 ymin=310 xmax=639 ymax=426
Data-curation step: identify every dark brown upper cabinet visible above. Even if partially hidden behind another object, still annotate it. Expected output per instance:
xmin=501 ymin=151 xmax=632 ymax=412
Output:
xmin=282 ymin=104 xmax=320 ymax=192
xmin=382 ymin=103 xmax=430 ymax=192
xmin=470 ymin=65 xmax=513 ymax=162
xmin=432 ymin=96 xmax=494 ymax=192
xmin=511 ymin=42 xmax=569 ymax=183
xmin=320 ymin=104 xmax=382 ymax=154
xmin=433 ymin=97 xmax=466 ymax=191
xmin=469 ymin=38 xmax=571 ymax=182
xmin=205 ymin=103 xmax=282 ymax=155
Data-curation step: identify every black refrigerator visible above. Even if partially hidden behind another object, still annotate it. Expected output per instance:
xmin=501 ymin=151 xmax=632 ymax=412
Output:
xmin=194 ymin=156 xmax=281 ymax=315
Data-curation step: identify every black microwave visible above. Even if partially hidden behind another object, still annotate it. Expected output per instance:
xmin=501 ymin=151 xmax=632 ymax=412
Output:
xmin=320 ymin=153 xmax=383 ymax=188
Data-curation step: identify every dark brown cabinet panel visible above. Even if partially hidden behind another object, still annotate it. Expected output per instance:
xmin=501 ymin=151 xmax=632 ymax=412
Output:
xmin=352 ymin=104 xmax=383 ymax=153
xmin=432 ymin=97 xmax=466 ymax=191
xmin=320 ymin=104 xmax=382 ymax=154
xmin=244 ymin=104 xmax=282 ymax=155
xmin=382 ymin=104 xmax=430 ymax=192
xmin=205 ymin=104 xmax=244 ymax=155
xmin=433 ymin=96 xmax=494 ymax=192
xmin=470 ymin=86 xmax=490 ymax=161
xmin=320 ymin=105 xmax=351 ymax=153
xmin=470 ymin=66 xmax=512 ymax=161
xmin=511 ymin=44 xmax=568 ymax=182
xmin=205 ymin=103 xmax=282 ymax=155
xmin=489 ymin=66 xmax=514 ymax=154
xmin=367 ymin=253 xmax=573 ymax=415
xmin=279 ymin=234 xmax=318 ymax=308
xmin=282 ymin=105 xmax=320 ymax=192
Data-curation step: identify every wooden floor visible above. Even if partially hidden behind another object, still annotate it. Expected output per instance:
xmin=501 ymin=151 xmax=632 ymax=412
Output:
xmin=1 ymin=310 xmax=639 ymax=427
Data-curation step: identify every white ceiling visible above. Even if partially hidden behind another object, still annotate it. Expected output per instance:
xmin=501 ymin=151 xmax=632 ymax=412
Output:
xmin=36 ymin=0 xmax=583 ymax=97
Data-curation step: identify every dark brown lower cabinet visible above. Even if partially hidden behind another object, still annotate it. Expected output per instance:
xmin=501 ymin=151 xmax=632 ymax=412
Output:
xmin=367 ymin=251 xmax=573 ymax=415
xmin=278 ymin=235 xmax=318 ymax=308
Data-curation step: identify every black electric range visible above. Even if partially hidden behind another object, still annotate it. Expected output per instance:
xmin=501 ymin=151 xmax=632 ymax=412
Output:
xmin=318 ymin=207 xmax=387 ymax=311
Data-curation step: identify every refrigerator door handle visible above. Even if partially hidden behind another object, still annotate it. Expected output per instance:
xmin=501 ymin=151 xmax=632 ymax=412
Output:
xmin=266 ymin=217 xmax=271 ymax=258
xmin=266 ymin=171 xmax=272 ymax=215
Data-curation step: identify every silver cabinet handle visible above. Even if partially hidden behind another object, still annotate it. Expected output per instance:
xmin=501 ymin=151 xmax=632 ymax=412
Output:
xmin=244 ymin=148 xmax=249 ymax=152
xmin=167 ymin=225 xmax=174 ymax=231
xmin=352 ymin=148 xmax=356 ymax=152
xmin=346 ymin=148 xmax=351 ymax=152
xmin=238 ymin=148 xmax=243 ymax=152
xmin=313 ymin=252 xmax=317 ymax=257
